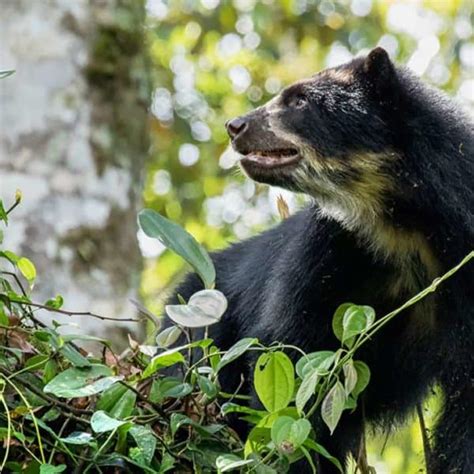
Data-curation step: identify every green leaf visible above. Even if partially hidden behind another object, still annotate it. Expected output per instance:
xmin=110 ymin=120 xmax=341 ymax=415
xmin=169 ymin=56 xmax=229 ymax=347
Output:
xmin=220 ymin=402 xmax=267 ymax=420
xmin=343 ymin=360 xmax=358 ymax=396
xmin=129 ymin=425 xmax=156 ymax=466
xmin=321 ymin=381 xmax=346 ymax=434
xmin=342 ymin=306 xmax=375 ymax=344
xmin=352 ymin=361 xmax=371 ymax=398
xmin=163 ymin=382 xmax=192 ymax=398
xmin=304 ymin=439 xmax=343 ymax=472
xmin=216 ymin=337 xmax=258 ymax=373
xmin=91 ymin=410 xmax=129 ymax=433
xmin=0 ymin=304 xmax=8 ymax=326
xmin=60 ymin=432 xmax=94 ymax=445
xmin=25 ymin=354 xmax=49 ymax=370
xmin=40 ymin=465 xmax=66 ymax=474
xmin=17 ymin=257 xmax=36 ymax=282
xmin=215 ymin=454 xmax=254 ymax=472
xmin=33 ymin=330 xmax=51 ymax=342
xmin=209 ymin=345 xmax=220 ymax=372
xmin=97 ymin=383 xmax=136 ymax=419
xmin=345 ymin=396 xmax=357 ymax=411
xmin=148 ymin=377 xmax=192 ymax=403
xmin=170 ymin=413 xmax=224 ymax=437
xmin=295 ymin=369 xmax=319 ymax=414
xmin=43 ymin=360 xmax=58 ymax=384
xmin=295 ymin=351 xmax=335 ymax=379
xmin=254 ymin=352 xmax=295 ymax=413
xmin=0 ymin=201 xmax=7 ymax=224
xmin=43 ymin=364 xmax=122 ymax=398
xmin=197 ymin=375 xmax=218 ymax=399
xmin=244 ymin=425 xmax=272 ymax=457
xmin=44 ymin=295 xmax=64 ymax=310
xmin=271 ymin=416 xmax=311 ymax=454
xmin=0 ymin=250 xmax=19 ymax=264
xmin=59 ymin=343 xmax=91 ymax=368
xmin=332 ymin=303 xmax=354 ymax=342
xmin=138 ymin=209 xmax=215 ymax=288
xmin=142 ymin=348 xmax=185 ymax=378
xmin=156 ymin=326 xmax=182 ymax=348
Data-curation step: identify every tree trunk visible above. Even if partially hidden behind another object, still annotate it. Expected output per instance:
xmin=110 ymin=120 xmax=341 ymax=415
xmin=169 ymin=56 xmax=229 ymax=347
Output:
xmin=0 ymin=0 xmax=150 ymax=344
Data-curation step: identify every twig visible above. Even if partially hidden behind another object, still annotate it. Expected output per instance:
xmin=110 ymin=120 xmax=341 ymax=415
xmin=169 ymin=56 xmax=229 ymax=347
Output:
xmin=416 ymin=403 xmax=432 ymax=473
xmin=8 ymin=299 xmax=141 ymax=323
xmin=118 ymin=380 xmax=169 ymax=420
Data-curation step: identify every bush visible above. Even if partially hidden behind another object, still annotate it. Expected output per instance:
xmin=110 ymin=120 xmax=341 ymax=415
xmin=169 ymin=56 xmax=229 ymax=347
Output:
xmin=0 ymin=195 xmax=471 ymax=474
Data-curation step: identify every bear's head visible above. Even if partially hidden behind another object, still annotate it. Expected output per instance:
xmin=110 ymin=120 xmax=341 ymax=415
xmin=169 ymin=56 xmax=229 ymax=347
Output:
xmin=226 ymin=47 xmax=403 ymax=230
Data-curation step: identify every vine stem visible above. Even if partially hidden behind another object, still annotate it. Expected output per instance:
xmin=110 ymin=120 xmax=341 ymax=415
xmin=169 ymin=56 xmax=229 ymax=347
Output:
xmin=304 ymin=251 xmax=474 ymax=423
xmin=0 ymin=390 xmax=11 ymax=471
xmin=0 ymin=375 xmax=46 ymax=464
xmin=350 ymin=250 xmax=473 ymax=356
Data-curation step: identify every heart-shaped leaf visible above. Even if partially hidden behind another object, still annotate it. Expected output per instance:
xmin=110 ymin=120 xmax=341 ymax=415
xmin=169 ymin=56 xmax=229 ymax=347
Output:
xmin=91 ymin=410 xmax=129 ymax=433
xmin=254 ymin=352 xmax=295 ymax=413
xmin=332 ymin=303 xmax=354 ymax=342
xmin=342 ymin=306 xmax=375 ymax=344
xmin=44 ymin=365 xmax=122 ymax=398
xmin=321 ymin=381 xmax=346 ymax=434
xmin=129 ymin=425 xmax=156 ymax=466
xmin=165 ymin=289 xmax=227 ymax=328
xmin=296 ymin=351 xmax=335 ymax=379
xmin=271 ymin=416 xmax=311 ymax=454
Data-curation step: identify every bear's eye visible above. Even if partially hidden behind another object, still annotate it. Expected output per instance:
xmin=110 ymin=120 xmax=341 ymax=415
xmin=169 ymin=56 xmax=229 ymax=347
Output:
xmin=291 ymin=95 xmax=308 ymax=109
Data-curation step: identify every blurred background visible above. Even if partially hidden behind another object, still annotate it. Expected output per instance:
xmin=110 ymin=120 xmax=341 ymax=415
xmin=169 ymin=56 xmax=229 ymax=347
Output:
xmin=0 ymin=0 xmax=472 ymax=472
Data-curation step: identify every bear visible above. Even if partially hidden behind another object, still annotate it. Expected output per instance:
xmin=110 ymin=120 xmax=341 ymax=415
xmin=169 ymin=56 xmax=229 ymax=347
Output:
xmin=167 ymin=48 xmax=473 ymax=473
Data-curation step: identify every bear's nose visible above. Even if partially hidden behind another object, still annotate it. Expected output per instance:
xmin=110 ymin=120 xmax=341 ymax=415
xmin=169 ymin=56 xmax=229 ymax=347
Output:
xmin=225 ymin=116 xmax=248 ymax=139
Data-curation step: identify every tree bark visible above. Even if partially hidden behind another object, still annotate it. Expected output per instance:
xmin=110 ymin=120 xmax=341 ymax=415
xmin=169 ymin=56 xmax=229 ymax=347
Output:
xmin=0 ymin=0 xmax=150 ymax=344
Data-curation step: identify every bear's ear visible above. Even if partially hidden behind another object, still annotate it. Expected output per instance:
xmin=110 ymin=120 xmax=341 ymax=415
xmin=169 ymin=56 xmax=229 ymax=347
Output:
xmin=363 ymin=47 xmax=393 ymax=78
xmin=361 ymin=47 xmax=398 ymax=100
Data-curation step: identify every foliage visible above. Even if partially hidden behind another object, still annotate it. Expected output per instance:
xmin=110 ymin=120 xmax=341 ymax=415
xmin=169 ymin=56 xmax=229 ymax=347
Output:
xmin=1 ymin=193 xmax=471 ymax=473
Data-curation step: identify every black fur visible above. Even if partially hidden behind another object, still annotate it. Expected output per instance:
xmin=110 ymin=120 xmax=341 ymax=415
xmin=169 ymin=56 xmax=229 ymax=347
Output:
xmin=167 ymin=48 xmax=473 ymax=473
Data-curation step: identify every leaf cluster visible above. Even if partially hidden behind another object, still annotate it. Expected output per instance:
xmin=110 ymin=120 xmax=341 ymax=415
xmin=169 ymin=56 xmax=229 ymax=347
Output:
xmin=0 ymin=200 xmax=471 ymax=473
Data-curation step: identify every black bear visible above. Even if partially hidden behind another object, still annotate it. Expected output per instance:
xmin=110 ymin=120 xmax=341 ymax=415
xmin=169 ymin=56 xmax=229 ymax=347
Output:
xmin=169 ymin=48 xmax=473 ymax=473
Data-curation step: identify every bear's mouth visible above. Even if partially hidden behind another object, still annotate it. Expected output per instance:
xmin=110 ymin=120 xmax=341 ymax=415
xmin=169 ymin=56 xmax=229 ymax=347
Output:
xmin=240 ymin=148 xmax=301 ymax=169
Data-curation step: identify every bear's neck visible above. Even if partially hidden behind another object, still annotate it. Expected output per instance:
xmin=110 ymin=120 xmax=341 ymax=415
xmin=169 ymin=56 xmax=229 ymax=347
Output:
xmin=316 ymin=199 xmax=440 ymax=298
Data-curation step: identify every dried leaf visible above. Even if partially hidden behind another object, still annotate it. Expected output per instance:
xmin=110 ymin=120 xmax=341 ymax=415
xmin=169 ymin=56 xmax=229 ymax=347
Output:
xmin=277 ymin=194 xmax=290 ymax=219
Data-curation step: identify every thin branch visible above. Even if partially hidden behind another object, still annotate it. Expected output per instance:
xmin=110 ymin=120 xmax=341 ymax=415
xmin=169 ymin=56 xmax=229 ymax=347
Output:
xmin=417 ymin=403 xmax=432 ymax=473
xmin=119 ymin=380 xmax=169 ymax=420
xmin=8 ymin=298 xmax=141 ymax=323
